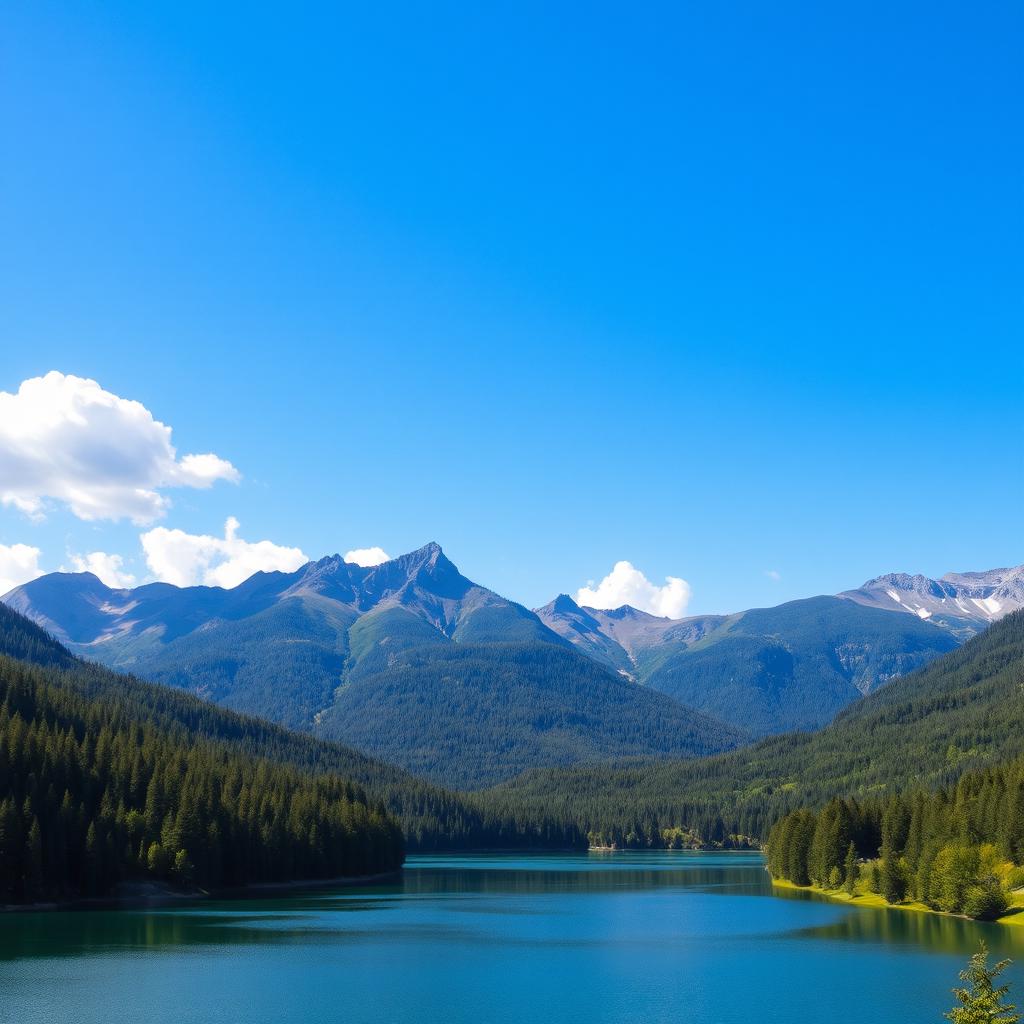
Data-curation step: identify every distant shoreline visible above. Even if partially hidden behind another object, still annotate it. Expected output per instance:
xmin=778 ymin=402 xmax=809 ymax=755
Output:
xmin=586 ymin=846 xmax=762 ymax=854
xmin=0 ymin=869 xmax=404 ymax=914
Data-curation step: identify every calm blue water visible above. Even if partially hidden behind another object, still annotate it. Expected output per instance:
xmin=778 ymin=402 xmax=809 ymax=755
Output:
xmin=2 ymin=852 xmax=1022 ymax=1024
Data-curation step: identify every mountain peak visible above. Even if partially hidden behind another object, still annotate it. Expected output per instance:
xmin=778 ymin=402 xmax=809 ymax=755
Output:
xmin=408 ymin=540 xmax=445 ymax=564
xmin=549 ymin=594 xmax=582 ymax=614
xmin=5 ymin=569 xmax=112 ymax=600
xmin=386 ymin=541 xmax=453 ymax=576
xmin=595 ymin=604 xmax=667 ymax=622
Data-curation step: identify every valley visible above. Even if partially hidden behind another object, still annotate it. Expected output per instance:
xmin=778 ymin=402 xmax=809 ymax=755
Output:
xmin=3 ymin=547 xmax=1024 ymax=917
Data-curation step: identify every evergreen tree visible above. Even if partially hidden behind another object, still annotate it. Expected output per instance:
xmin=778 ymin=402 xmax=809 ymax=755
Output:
xmin=23 ymin=817 xmax=43 ymax=902
xmin=843 ymin=842 xmax=858 ymax=895
xmin=879 ymin=838 xmax=907 ymax=904
xmin=946 ymin=943 xmax=1020 ymax=1024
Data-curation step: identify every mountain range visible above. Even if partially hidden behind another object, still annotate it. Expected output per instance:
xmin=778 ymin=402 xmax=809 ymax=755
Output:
xmin=535 ymin=593 xmax=958 ymax=735
xmin=4 ymin=545 xmax=1020 ymax=784
xmin=1 ymin=543 xmax=743 ymax=787
xmin=535 ymin=562 xmax=1024 ymax=735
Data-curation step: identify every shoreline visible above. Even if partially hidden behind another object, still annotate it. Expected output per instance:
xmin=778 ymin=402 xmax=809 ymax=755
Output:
xmin=771 ymin=876 xmax=1024 ymax=927
xmin=586 ymin=846 xmax=761 ymax=853
xmin=0 ymin=868 xmax=404 ymax=915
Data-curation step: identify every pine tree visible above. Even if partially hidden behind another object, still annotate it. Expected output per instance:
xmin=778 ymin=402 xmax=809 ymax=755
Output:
xmin=844 ymin=841 xmax=858 ymax=895
xmin=84 ymin=822 xmax=101 ymax=895
xmin=879 ymin=838 xmax=907 ymax=904
xmin=946 ymin=943 xmax=1020 ymax=1024
xmin=23 ymin=817 xmax=43 ymax=902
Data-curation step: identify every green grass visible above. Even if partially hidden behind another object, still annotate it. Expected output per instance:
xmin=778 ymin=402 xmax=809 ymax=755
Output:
xmin=771 ymin=877 xmax=1024 ymax=925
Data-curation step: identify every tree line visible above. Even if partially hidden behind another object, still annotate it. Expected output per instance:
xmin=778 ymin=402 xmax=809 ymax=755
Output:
xmin=0 ymin=648 xmax=405 ymax=903
xmin=766 ymin=752 xmax=1024 ymax=919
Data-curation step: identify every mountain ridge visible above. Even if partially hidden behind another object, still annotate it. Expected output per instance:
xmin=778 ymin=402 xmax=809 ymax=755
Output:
xmin=2 ymin=544 xmax=745 ymax=787
xmin=4 ymin=541 xmax=564 ymax=652
xmin=536 ymin=591 xmax=960 ymax=735
xmin=6 ymin=547 xmax=1016 ymax=773
xmin=838 ymin=563 xmax=1024 ymax=636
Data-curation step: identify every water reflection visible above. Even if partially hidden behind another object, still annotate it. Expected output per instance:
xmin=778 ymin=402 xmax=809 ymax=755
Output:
xmin=774 ymin=882 xmax=1024 ymax=958
xmin=0 ymin=909 xmax=351 ymax=960
xmin=0 ymin=852 xmax=1018 ymax=965
xmin=400 ymin=858 xmax=770 ymax=897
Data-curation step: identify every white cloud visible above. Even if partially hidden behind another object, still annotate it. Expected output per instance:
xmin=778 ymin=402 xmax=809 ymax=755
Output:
xmin=576 ymin=561 xmax=692 ymax=618
xmin=0 ymin=371 xmax=240 ymax=523
xmin=141 ymin=517 xmax=308 ymax=589
xmin=67 ymin=551 xmax=137 ymax=589
xmin=0 ymin=543 xmax=44 ymax=596
xmin=344 ymin=546 xmax=391 ymax=567
xmin=764 ymin=569 xmax=782 ymax=581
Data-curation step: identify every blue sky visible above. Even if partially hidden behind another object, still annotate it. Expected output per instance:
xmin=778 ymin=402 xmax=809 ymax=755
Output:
xmin=1 ymin=2 xmax=1021 ymax=615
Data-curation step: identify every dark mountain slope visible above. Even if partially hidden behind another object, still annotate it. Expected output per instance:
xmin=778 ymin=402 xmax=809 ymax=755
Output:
xmin=644 ymin=596 xmax=958 ymax=735
xmin=3 ymin=543 xmax=564 ymax=728
xmin=316 ymin=641 xmax=747 ymax=788
xmin=0 ymin=604 xmax=586 ymax=855
xmin=0 ymin=605 xmax=404 ymax=903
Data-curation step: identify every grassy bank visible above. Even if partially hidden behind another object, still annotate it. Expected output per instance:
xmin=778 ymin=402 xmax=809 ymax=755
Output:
xmin=771 ymin=876 xmax=1024 ymax=926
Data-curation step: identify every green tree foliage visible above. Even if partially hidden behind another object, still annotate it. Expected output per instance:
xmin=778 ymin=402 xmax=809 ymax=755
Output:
xmin=880 ymin=802 xmax=909 ymax=904
xmin=946 ymin=943 xmax=1020 ymax=1024
xmin=0 ymin=622 xmax=409 ymax=902
xmin=765 ymin=765 xmax=1024 ymax=919
xmin=809 ymin=799 xmax=853 ymax=887
xmin=843 ymin=842 xmax=858 ymax=894
xmin=317 ymin=641 xmax=745 ymax=789
xmin=0 ymin=603 xmax=589 ymax=869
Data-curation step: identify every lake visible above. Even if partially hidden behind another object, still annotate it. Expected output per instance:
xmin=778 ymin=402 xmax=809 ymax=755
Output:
xmin=2 ymin=852 xmax=1022 ymax=1024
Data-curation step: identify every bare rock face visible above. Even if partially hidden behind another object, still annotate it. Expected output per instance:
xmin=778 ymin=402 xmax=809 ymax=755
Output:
xmin=2 ymin=541 xmax=559 ymax=656
xmin=839 ymin=563 xmax=1024 ymax=637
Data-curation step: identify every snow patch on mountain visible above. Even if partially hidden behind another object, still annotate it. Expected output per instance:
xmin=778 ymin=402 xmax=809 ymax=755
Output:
xmin=840 ymin=563 xmax=1024 ymax=635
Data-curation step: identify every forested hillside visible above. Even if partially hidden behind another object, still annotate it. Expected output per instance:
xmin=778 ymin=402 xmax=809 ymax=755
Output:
xmin=643 ymin=596 xmax=958 ymax=734
xmin=0 ymin=605 xmax=588 ymax=897
xmin=0 ymin=622 xmax=405 ymax=903
xmin=316 ymin=640 xmax=746 ymax=788
xmin=493 ymin=610 xmax=1024 ymax=846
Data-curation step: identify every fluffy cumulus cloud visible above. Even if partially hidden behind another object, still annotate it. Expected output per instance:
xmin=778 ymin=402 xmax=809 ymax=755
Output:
xmin=576 ymin=561 xmax=692 ymax=619
xmin=0 ymin=543 xmax=44 ymax=596
xmin=141 ymin=517 xmax=308 ymax=589
xmin=0 ymin=371 xmax=239 ymax=523
xmin=67 ymin=551 xmax=137 ymax=589
xmin=344 ymin=546 xmax=391 ymax=567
